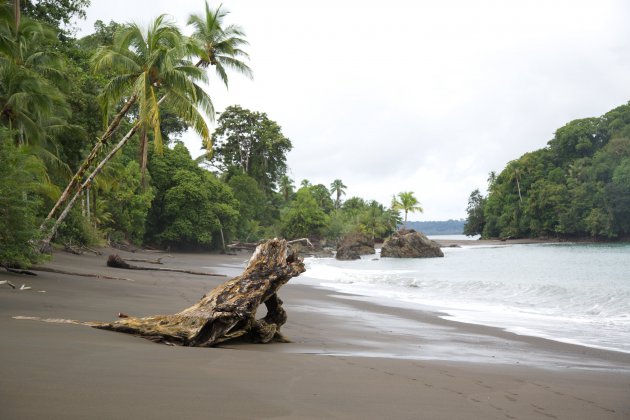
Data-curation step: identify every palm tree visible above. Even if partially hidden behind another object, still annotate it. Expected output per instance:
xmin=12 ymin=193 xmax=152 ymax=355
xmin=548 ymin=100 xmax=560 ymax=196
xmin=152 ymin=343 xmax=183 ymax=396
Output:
xmin=0 ymin=3 xmax=70 ymax=146
xmin=40 ymin=15 xmax=215 ymax=250
xmin=278 ymin=174 xmax=294 ymax=202
xmin=513 ymin=168 xmax=523 ymax=203
xmin=329 ymin=179 xmax=347 ymax=209
xmin=43 ymin=4 xmax=252 ymax=229
xmin=187 ymin=2 xmax=252 ymax=86
xmin=394 ymin=191 xmax=423 ymax=228
xmin=93 ymin=15 xmax=212 ymax=180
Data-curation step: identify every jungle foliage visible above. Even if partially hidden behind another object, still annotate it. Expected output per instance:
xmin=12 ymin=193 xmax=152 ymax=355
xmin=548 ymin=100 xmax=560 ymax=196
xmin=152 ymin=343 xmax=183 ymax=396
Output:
xmin=0 ymin=1 xmax=405 ymax=266
xmin=465 ymin=103 xmax=630 ymax=240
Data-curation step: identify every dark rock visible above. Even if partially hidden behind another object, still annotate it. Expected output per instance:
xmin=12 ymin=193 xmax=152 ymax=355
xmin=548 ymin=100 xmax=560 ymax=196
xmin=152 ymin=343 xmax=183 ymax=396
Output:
xmin=381 ymin=229 xmax=444 ymax=258
xmin=336 ymin=232 xmax=375 ymax=260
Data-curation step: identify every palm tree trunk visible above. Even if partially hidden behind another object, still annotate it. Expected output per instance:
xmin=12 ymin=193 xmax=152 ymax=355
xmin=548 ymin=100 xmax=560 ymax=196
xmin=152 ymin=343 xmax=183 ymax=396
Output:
xmin=139 ymin=128 xmax=149 ymax=187
xmin=41 ymin=96 xmax=137 ymax=228
xmin=86 ymin=186 xmax=91 ymax=222
xmin=13 ymin=0 xmax=20 ymax=34
xmin=40 ymin=94 xmax=166 ymax=252
xmin=40 ymin=122 xmax=141 ymax=252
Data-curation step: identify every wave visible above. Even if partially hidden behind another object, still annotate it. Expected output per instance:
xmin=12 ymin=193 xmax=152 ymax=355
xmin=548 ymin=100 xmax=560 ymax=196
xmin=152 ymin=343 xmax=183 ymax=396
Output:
xmin=301 ymin=244 xmax=630 ymax=353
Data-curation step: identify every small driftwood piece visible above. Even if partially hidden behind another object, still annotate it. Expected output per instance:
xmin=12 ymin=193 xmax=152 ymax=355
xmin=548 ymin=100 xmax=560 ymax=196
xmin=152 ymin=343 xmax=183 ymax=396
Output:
xmin=123 ymin=256 xmax=170 ymax=264
xmin=94 ymin=239 xmax=305 ymax=346
xmin=0 ymin=280 xmax=17 ymax=289
xmin=63 ymin=242 xmax=83 ymax=255
xmin=30 ymin=266 xmax=133 ymax=282
xmin=106 ymin=254 xmax=225 ymax=277
xmin=287 ymin=237 xmax=314 ymax=247
xmin=2 ymin=266 xmax=37 ymax=276
xmin=63 ymin=242 xmax=102 ymax=256
xmin=226 ymin=241 xmax=260 ymax=251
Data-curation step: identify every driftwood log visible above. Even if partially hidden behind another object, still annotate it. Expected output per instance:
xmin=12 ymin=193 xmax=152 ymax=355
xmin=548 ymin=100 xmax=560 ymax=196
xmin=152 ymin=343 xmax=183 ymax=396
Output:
xmin=94 ymin=239 xmax=305 ymax=346
xmin=106 ymin=254 xmax=225 ymax=277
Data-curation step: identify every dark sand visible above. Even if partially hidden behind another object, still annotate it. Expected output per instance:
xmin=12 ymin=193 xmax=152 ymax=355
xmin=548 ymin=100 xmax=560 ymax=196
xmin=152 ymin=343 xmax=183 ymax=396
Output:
xmin=1 ymin=246 xmax=629 ymax=419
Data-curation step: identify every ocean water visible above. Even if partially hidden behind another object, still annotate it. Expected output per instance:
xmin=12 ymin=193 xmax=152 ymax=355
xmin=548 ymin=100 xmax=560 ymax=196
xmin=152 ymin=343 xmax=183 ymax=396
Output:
xmin=301 ymin=242 xmax=630 ymax=354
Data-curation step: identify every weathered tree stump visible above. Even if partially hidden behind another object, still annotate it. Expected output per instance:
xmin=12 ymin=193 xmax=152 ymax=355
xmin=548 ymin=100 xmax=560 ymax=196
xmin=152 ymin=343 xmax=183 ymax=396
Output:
xmin=94 ymin=239 xmax=305 ymax=346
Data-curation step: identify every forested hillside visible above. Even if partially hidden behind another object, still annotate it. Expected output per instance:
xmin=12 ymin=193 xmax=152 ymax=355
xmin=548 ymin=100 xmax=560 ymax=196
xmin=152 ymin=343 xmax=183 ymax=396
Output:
xmin=465 ymin=103 xmax=630 ymax=239
xmin=405 ymin=220 xmax=464 ymax=235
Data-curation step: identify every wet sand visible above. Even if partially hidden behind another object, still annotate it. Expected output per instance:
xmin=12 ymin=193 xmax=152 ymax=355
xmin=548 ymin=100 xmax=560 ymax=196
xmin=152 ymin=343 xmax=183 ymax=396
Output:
xmin=1 ymin=248 xmax=628 ymax=419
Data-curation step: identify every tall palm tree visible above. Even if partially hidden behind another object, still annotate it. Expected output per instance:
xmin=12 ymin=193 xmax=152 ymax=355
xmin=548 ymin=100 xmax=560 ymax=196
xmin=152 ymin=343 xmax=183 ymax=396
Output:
xmin=394 ymin=191 xmax=423 ymax=228
xmin=187 ymin=2 xmax=252 ymax=86
xmin=329 ymin=179 xmax=347 ymax=209
xmin=278 ymin=174 xmax=294 ymax=202
xmin=93 ymin=15 xmax=213 ymax=179
xmin=40 ymin=15 xmax=215 ymax=250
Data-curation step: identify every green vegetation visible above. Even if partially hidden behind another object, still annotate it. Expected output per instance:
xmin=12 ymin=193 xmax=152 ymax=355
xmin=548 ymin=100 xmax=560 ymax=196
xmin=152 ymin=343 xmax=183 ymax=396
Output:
xmin=393 ymin=191 xmax=423 ymax=227
xmin=0 ymin=1 xmax=409 ymax=266
xmin=465 ymin=103 xmax=630 ymax=240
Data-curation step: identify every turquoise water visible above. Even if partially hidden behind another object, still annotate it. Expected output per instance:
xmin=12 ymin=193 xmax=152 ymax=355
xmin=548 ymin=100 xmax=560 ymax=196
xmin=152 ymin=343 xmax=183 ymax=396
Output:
xmin=303 ymin=243 xmax=630 ymax=353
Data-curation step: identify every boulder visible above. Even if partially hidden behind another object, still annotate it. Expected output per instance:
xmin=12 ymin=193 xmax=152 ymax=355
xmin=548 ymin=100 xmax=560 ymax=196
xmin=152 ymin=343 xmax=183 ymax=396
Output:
xmin=381 ymin=229 xmax=444 ymax=258
xmin=336 ymin=232 xmax=375 ymax=260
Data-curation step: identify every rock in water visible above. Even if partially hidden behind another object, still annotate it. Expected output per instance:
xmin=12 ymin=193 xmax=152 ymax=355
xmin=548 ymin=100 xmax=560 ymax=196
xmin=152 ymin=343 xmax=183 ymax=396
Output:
xmin=381 ymin=229 xmax=444 ymax=258
xmin=336 ymin=232 xmax=375 ymax=260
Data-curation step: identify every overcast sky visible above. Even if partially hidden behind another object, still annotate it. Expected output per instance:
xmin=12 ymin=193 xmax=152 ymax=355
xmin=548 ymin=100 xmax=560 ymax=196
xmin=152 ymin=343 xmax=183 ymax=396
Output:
xmin=75 ymin=0 xmax=630 ymax=221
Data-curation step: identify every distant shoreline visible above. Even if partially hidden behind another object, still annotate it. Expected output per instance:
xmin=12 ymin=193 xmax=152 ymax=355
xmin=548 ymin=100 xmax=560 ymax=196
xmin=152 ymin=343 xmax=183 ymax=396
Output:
xmin=433 ymin=237 xmax=560 ymax=247
xmin=431 ymin=236 xmax=630 ymax=248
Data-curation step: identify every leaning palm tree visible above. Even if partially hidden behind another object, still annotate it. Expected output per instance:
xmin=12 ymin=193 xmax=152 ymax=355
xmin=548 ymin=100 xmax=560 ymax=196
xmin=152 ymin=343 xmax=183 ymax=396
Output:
xmin=42 ymin=3 xmax=252 ymax=229
xmin=329 ymin=179 xmax=347 ymax=209
xmin=40 ymin=15 xmax=215 ymax=250
xmin=394 ymin=191 xmax=423 ymax=228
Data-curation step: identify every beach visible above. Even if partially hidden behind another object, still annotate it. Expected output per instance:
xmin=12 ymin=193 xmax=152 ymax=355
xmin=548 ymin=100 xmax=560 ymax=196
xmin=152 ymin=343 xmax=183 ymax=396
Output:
xmin=1 ymin=246 xmax=629 ymax=419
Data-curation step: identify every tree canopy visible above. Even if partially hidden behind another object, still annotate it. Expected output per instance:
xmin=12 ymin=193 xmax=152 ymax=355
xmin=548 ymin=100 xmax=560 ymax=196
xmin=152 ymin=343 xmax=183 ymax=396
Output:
xmin=466 ymin=102 xmax=630 ymax=240
xmin=208 ymin=105 xmax=292 ymax=193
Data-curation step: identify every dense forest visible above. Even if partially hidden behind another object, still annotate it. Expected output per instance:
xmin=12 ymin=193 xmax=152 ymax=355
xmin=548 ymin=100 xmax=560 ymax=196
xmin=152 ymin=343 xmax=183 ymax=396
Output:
xmin=464 ymin=103 xmax=630 ymax=240
xmin=0 ymin=0 xmax=421 ymax=267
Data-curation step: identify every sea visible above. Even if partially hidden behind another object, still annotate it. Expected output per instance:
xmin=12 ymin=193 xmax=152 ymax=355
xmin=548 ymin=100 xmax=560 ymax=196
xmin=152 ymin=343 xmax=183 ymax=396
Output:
xmin=300 ymin=236 xmax=630 ymax=354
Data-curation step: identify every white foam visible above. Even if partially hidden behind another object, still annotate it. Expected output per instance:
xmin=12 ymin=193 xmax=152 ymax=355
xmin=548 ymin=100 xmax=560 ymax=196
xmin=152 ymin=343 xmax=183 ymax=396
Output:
xmin=302 ymin=244 xmax=630 ymax=354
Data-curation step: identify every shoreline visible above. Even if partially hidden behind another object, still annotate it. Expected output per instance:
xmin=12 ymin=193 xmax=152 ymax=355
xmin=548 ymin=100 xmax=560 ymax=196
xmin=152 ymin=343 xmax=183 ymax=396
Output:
xmin=432 ymin=237 xmax=630 ymax=248
xmin=1 ymin=247 xmax=629 ymax=419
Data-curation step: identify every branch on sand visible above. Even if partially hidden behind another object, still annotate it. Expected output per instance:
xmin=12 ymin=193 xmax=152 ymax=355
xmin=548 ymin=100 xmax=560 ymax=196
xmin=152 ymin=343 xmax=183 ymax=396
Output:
xmin=63 ymin=242 xmax=102 ymax=256
xmin=0 ymin=280 xmax=17 ymax=289
xmin=29 ymin=266 xmax=134 ymax=282
xmin=122 ymin=256 xmax=171 ymax=265
xmin=106 ymin=254 xmax=225 ymax=277
xmin=227 ymin=237 xmax=313 ymax=251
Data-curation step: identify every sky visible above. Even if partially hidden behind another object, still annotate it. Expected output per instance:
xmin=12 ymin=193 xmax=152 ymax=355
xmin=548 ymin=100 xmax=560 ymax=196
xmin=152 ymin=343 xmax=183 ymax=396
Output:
xmin=74 ymin=0 xmax=630 ymax=221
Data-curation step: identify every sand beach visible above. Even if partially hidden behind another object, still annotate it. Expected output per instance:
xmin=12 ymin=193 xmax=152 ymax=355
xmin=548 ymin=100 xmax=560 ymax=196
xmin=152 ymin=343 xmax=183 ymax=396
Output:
xmin=1 ymin=245 xmax=629 ymax=419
